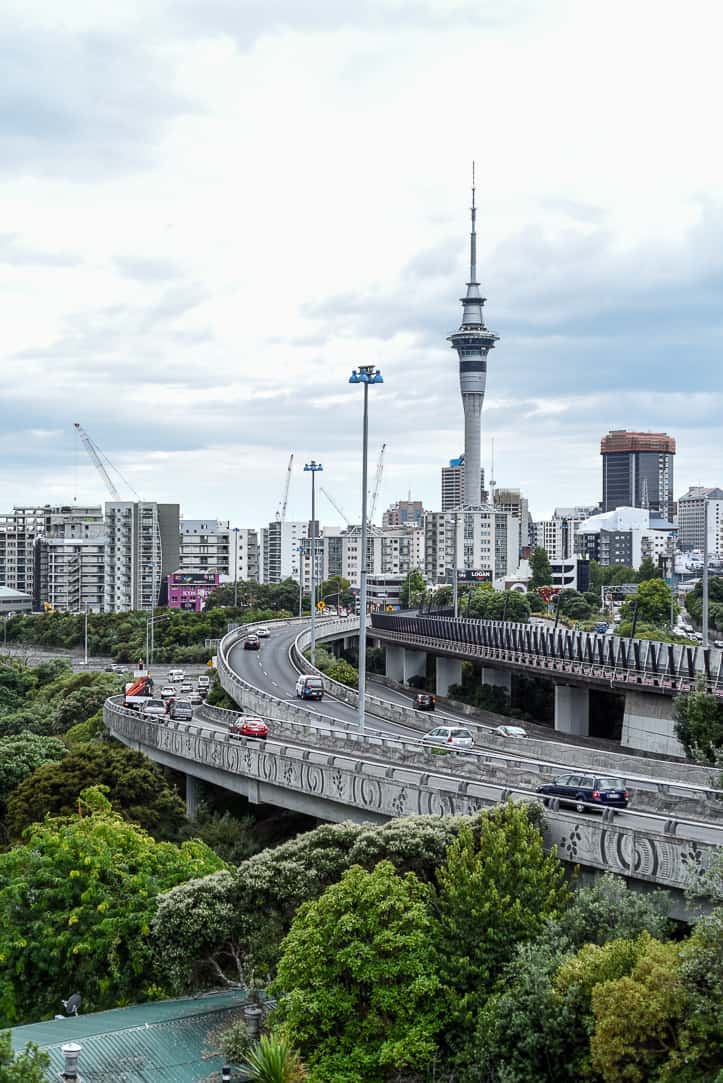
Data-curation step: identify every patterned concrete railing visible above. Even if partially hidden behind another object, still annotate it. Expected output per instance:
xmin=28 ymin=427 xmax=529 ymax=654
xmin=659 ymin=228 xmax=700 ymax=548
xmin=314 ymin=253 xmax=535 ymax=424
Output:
xmin=104 ymin=697 xmax=717 ymax=900
xmin=193 ymin=702 xmax=721 ymax=820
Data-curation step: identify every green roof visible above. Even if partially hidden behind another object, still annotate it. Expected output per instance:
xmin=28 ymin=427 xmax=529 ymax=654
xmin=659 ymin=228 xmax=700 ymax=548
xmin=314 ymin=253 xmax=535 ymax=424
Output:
xmin=10 ymin=990 xmax=251 ymax=1082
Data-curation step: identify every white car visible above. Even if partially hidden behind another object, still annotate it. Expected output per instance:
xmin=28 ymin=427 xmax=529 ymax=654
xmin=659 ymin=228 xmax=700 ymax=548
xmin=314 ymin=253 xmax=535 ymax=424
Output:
xmin=168 ymin=669 xmax=185 ymax=682
xmin=142 ymin=699 xmax=167 ymax=721
xmin=160 ymin=685 xmax=176 ymax=699
xmin=494 ymin=725 xmax=528 ymax=739
xmin=256 ymin=628 xmax=270 ymax=638
xmin=423 ymin=726 xmax=474 ymax=749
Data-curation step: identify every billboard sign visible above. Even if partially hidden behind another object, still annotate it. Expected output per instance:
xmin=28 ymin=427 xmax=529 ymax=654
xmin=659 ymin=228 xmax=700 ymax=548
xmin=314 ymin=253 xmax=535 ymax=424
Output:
xmin=455 ymin=569 xmax=492 ymax=583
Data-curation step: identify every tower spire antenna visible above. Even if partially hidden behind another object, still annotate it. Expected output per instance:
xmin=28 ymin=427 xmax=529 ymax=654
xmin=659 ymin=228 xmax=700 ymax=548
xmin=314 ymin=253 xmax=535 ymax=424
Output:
xmin=470 ymin=160 xmax=477 ymax=285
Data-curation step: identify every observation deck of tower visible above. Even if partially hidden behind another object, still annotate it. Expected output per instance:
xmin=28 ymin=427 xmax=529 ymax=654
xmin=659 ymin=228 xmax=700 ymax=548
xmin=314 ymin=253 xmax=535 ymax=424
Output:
xmin=447 ymin=166 xmax=499 ymax=508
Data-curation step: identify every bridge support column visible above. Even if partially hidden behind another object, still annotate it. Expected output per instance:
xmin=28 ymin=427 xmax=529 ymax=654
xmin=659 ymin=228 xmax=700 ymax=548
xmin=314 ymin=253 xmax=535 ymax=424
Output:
xmin=436 ymin=656 xmax=462 ymax=697
xmin=385 ymin=644 xmax=405 ymax=683
xmin=554 ymin=685 xmax=590 ymax=736
xmin=403 ymin=650 xmax=427 ymax=684
xmin=622 ymin=691 xmax=684 ymax=756
xmin=185 ymin=774 xmax=201 ymax=819
xmin=481 ymin=667 xmax=512 ymax=693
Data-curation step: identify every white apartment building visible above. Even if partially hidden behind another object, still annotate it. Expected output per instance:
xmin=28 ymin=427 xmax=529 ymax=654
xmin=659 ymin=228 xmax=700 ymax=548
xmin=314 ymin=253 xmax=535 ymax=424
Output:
xmin=494 ymin=489 xmax=530 ymax=549
xmin=39 ymin=526 xmax=107 ymax=612
xmin=677 ymin=487 xmax=723 ymax=552
xmin=424 ymin=508 xmax=519 ymax=587
xmin=104 ymin=502 xmax=180 ymax=612
xmin=0 ymin=505 xmax=103 ymax=605
xmin=261 ymin=520 xmax=309 ymax=584
xmin=180 ymin=521 xmax=260 ymax=582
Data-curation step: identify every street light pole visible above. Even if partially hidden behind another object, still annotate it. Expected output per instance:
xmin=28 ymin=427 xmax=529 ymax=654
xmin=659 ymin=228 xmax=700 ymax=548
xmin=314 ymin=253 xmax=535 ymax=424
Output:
xmin=297 ymin=545 xmax=304 ymax=617
xmin=84 ymin=607 xmax=88 ymax=666
xmin=304 ymin=460 xmax=323 ymax=666
xmin=349 ymin=364 xmax=384 ymax=736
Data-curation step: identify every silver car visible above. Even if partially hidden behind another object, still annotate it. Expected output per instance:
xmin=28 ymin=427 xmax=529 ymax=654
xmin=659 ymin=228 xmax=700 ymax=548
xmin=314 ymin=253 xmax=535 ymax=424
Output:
xmin=423 ymin=726 xmax=474 ymax=749
xmin=142 ymin=698 xmax=167 ymax=721
xmin=171 ymin=700 xmax=193 ymax=722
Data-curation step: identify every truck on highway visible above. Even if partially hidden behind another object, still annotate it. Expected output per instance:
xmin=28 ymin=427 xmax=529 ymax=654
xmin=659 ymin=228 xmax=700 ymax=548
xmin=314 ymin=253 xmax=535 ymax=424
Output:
xmin=296 ymin=675 xmax=324 ymax=701
xmin=124 ymin=675 xmax=154 ymax=711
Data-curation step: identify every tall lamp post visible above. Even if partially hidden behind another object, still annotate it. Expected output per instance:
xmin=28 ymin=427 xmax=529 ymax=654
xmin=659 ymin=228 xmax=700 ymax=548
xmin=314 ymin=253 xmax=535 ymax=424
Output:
xmin=304 ymin=460 xmax=323 ymax=665
xmin=296 ymin=544 xmax=305 ymax=617
xmin=702 ymin=497 xmax=710 ymax=648
xmin=349 ymin=364 xmax=384 ymax=736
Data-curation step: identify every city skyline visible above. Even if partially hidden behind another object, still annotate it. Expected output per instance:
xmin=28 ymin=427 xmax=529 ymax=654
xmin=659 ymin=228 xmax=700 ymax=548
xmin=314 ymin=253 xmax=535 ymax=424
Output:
xmin=2 ymin=1 xmax=723 ymax=525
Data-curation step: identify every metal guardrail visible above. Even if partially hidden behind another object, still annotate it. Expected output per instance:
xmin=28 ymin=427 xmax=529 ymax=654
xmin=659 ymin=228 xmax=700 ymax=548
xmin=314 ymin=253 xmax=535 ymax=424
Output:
xmin=371 ymin=613 xmax=723 ymax=694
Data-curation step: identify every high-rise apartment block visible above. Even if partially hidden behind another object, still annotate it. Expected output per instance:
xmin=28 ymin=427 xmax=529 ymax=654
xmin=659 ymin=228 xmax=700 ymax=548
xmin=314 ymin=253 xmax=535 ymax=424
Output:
xmin=261 ymin=520 xmax=308 ymax=584
xmin=180 ymin=520 xmax=260 ymax=583
xmin=0 ymin=504 xmax=104 ymax=605
xmin=104 ymin=502 xmax=180 ymax=612
xmin=494 ymin=488 xmax=529 ymax=550
xmin=677 ymin=487 xmax=723 ymax=551
xmin=441 ymin=457 xmax=484 ymax=512
xmin=601 ymin=430 xmax=675 ymax=522
xmin=382 ymin=500 xmax=424 ymax=527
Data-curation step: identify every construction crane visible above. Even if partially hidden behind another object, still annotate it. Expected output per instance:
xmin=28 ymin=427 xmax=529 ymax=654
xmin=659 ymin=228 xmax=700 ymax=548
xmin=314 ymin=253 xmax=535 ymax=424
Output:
xmin=368 ymin=443 xmax=386 ymax=525
xmin=275 ymin=454 xmax=294 ymax=522
xmin=74 ymin=422 xmax=143 ymax=501
xmin=320 ymin=486 xmax=350 ymax=526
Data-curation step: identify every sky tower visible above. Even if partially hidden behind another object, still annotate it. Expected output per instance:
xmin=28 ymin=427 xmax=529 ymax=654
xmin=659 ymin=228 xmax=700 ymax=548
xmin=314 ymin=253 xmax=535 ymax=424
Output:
xmin=447 ymin=166 xmax=499 ymax=508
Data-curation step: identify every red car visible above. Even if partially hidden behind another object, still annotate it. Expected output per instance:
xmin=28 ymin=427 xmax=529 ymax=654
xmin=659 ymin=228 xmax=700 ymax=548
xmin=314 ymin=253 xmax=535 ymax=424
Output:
xmin=229 ymin=716 xmax=268 ymax=740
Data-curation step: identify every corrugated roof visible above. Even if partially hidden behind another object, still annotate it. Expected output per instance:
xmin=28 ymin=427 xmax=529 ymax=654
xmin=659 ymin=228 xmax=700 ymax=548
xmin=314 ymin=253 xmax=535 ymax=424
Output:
xmin=10 ymin=990 xmax=251 ymax=1082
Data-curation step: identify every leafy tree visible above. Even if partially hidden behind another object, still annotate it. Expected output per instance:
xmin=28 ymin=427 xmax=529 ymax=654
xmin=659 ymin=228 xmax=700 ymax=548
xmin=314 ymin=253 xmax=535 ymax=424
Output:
xmin=553 ymin=873 xmax=672 ymax=946
xmin=400 ymin=569 xmax=426 ymax=609
xmin=621 ymin=578 xmax=673 ymax=626
xmin=638 ymin=555 xmax=659 ymax=581
xmin=0 ymin=787 xmax=225 ymax=1025
xmin=6 ymin=744 xmax=186 ymax=840
xmin=673 ymin=683 xmax=723 ymax=763
xmin=0 ymin=732 xmax=66 ymax=802
xmin=153 ymin=816 xmax=461 ymax=993
xmin=467 ymin=589 xmax=531 ymax=623
xmin=0 ymin=1032 xmax=50 ymax=1082
xmin=326 ymin=658 xmax=358 ymax=688
xmin=527 ymin=590 xmax=545 ymax=613
xmin=530 ymin=547 xmax=553 ymax=588
xmin=433 ymin=804 xmax=569 ymax=1049
xmin=272 ymin=860 xmax=442 ymax=1082
xmin=557 ymin=589 xmax=593 ymax=621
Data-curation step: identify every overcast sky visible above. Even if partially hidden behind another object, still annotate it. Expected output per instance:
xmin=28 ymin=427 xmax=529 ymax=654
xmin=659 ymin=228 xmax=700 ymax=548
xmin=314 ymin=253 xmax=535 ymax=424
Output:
xmin=2 ymin=0 xmax=722 ymax=529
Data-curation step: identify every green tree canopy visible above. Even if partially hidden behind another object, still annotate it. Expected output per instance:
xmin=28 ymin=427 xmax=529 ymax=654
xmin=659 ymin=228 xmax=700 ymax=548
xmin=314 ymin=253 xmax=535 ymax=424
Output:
xmin=637 ymin=554 xmax=659 ymax=580
xmin=6 ymin=743 xmax=186 ymax=840
xmin=0 ymin=787 xmax=225 ymax=1025
xmin=621 ymin=577 xmax=674 ymax=626
xmin=400 ymin=569 xmax=426 ymax=609
xmin=0 ymin=732 xmax=66 ymax=803
xmin=433 ymin=803 xmax=569 ymax=1051
xmin=273 ymin=860 xmax=442 ymax=1082
xmin=530 ymin=547 xmax=553 ymax=589
xmin=0 ymin=1032 xmax=50 ymax=1082
xmin=673 ymin=684 xmax=723 ymax=764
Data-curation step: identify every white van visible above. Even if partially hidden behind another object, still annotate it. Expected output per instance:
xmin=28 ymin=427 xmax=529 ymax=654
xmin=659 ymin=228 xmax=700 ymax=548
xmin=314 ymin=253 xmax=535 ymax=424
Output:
xmin=295 ymin=675 xmax=324 ymax=701
xmin=198 ymin=674 xmax=210 ymax=691
xmin=168 ymin=669 xmax=185 ymax=682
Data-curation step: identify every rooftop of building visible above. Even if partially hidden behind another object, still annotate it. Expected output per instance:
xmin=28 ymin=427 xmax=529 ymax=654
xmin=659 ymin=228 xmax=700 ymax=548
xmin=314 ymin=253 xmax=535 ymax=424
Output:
xmin=600 ymin=430 xmax=676 ymax=454
xmin=10 ymin=989 xmax=249 ymax=1082
xmin=0 ymin=586 xmax=32 ymax=600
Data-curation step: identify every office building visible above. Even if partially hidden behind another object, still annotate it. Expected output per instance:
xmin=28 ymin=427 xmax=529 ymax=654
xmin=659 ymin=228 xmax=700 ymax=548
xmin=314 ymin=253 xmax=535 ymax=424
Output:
xmin=531 ymin=507 xmax=596 ymax=563
xmin=104 ymin=502 xmax=180 ymax=612
xmin=576 ymin=506 xmax=675 ymax=570
xmin=601 ymin=430 xmax=675 ymax=521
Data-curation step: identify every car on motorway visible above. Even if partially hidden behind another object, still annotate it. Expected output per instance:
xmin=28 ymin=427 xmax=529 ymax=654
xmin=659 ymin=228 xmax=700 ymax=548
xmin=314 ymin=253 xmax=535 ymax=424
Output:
xmin=423 ymin=726 xmax=474 ymax=748
xmin=160 ymin=685 xmax=176 ymax=700
xmin=229 ymin=716 xmax=269 ymax=740
xmin=197 ymin=674 xmax=210 ymax=691
xmin=494 ymin=724 xmax=528 ymax=739
xmin=256 ymin=628 xmax=270 ymax=638
xmin=142 ymin=698 xmax=168 ymax=721
xmin=296 ymin=675 xmax=324 ymax=700
xmin=536 ymin=774 xmax=629 ymax=813
xmin=168 ymin=669 xmax=185 ymax=682
xmin=189 ymin=690 xmax=203 ymax=705
xmin=180 ymin=681 xmax=193 ymax=693
xmin=171 ymin=699 xmax=193 ymax=722
xmin=714 ymin=640 xmax=723 ymax=649
xmin=413 ymin=692 xmax=436 ymax=711
xmin=244 ymin=634 xmax=261 ymax=650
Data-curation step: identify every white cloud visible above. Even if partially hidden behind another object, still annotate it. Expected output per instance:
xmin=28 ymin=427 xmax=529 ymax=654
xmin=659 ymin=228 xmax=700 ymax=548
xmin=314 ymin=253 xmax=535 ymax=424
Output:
xmin=0 ymin=0 xmax=722 ymax=529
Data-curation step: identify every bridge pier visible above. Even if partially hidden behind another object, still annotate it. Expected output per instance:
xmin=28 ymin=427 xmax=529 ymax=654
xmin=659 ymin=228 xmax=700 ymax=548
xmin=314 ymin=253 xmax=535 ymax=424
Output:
xmin=384 ymin=644 xmax=427 ymax=685
xmin=554 ymin=684 xmax=590 ymax=736
xmin=481 ymin=667 xmax=512 ymax=694
xmin=622 ymin=691 xmax=684 ymax=756
xmin=436 ymin=656 xmax=462 ymax=697
xmin=185 ymin=774 xmax=202 ymax=819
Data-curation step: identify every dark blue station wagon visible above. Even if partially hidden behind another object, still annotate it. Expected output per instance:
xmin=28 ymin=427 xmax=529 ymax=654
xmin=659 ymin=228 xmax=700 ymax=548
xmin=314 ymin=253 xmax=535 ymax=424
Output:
xmin=537 ymin=774 xmax=629 ymax=813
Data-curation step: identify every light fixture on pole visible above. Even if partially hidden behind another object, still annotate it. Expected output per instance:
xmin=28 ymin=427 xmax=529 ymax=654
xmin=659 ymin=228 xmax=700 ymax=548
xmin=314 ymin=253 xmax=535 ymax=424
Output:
xmin=303 ymin=460 xmax=323 ymax=665
xmin=349 ymin=364 xmax=384 ymax=736
xmin=703 ymin=497 xmax=710 ymax=648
